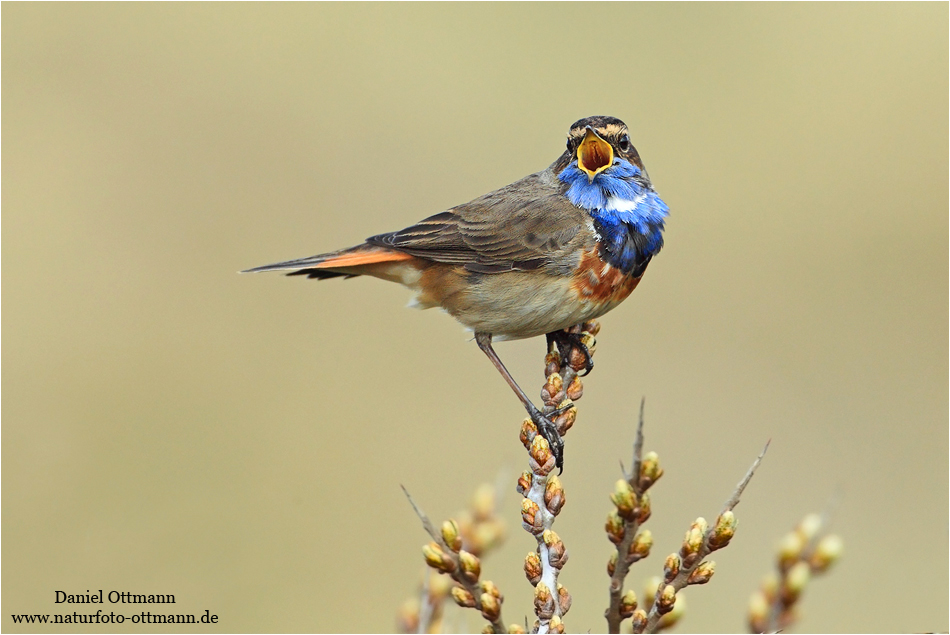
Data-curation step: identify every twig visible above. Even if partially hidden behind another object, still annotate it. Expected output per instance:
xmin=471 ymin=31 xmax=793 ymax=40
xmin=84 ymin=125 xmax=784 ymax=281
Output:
xmin=403 ymin=486 xmax=507 ymax=634
xmin=605 ymin=399 xmax=657 ymax=633
xmin=636 ymin=441 xmax=771 ymax=634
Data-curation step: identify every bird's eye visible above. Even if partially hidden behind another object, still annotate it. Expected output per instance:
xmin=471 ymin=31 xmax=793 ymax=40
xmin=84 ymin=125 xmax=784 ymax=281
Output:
xmin=618 ymin=134 xmax=631 ymax=153
xmin=566 ymin=138 xmax=572 ymax=152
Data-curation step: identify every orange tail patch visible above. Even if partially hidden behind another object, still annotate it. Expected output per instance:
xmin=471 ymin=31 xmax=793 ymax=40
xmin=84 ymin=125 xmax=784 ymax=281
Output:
xmin=314 ymin=248 xmax=414 ymax=269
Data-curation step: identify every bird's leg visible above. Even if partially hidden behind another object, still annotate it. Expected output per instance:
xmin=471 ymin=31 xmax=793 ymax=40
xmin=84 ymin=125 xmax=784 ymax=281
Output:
xmin=475 ymin=332 xmax=566 ymax=470
xmin=546 ymin=327 xmax=594 ymax=376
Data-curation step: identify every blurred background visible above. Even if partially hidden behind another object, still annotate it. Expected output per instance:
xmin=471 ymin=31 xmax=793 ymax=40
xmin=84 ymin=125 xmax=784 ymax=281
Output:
xmin=3 ymin=4 xmax=946 ymax=633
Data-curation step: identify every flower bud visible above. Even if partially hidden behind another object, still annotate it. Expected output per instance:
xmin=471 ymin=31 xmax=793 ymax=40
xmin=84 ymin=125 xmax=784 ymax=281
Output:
xmin=542 ymin=529 xmax=568 ymax=569
xmin=479 ymin=592 xmax=501 ymax=622
xmin=544 ymin=475 xmax=565 ymax=515
xmin=459 ymin=550 xmax=481 ymax=583
xmin=782 ymin=561 xmax=811 ymax=603
xmin=611 ymin=479 xmax=638 ymax=520
xmin=747 ymin=589 xmax=769 ymax=633
xmin=687 ymin=560 xmax=716 ymax=585
xmin=557 ymin=584 xmax=572 ymax=614
xmin=605 ymin=510 xmax=625 ymax=544
xmin=521 ymin=499 xmax=544 ymax=534
xmin=442 ymin=519 xmax=462 ymax=552
xmin=638 ymin=451 xmax=664 ymax=490
xmin=451 ymin=586 xmax=475 ymax=608
xmin=778 ymin=531 xmax=805 ymax=571
xmin=528 ymin=435 xmax=556 ymax=475
xmin=516 ymin=471 xmax=532 ymax=496
xmin=810 ymin=534 xmax=843 ymax=572
xmin=423 ymin=542 xmax=456 ymax=574
xmin=630 ymin=608 xmax=647 ymax=633
xmin=566 ymin=376 xmax=584 ymax=401
xmin=708 ymin=510 xmax=737 ymax=550
xmin=629 ymin=530 xmax=653 ymax=562
xmin=619 ymin=589 xmax=638 ymax=618
xmin=656 ymin=584 xmax=676 ymax=615
xmin=797 ymin=513 xmax=823 ymax=541
xmin=637 ymin=491 xmax=652 ymax=523
xmin=533 ymin=582 xmax=555 ymax=620
xmin=583 ymin=320 xmax=601 ymax=336
xmin=663 ymin=553 xmax=681 ymax=582
xmin=524 ymin=552 xmax=542 ymax=585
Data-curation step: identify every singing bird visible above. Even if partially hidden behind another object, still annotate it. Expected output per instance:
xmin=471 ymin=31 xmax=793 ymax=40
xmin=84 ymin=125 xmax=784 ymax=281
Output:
xmin=245 ymin=116 xmax=668 ymax=469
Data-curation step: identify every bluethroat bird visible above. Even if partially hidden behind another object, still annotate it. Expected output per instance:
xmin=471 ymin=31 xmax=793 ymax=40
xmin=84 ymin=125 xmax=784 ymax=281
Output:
xmin=245 ymin=116 xmax=668 ymax=469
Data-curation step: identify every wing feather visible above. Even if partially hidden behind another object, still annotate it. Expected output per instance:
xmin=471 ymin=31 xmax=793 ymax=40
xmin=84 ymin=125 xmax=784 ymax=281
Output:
xmin=366 ymin=171 xmax=590 ymax=273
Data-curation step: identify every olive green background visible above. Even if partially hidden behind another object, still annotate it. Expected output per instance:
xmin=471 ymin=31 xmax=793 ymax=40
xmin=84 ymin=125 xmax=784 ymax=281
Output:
xmin=3 ymin=4 xmax=947 ymax=633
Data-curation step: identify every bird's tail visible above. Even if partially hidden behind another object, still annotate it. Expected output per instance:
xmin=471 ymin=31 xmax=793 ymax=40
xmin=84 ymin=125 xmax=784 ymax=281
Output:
xmin=242 ymin=244 xmax=415 ymax=280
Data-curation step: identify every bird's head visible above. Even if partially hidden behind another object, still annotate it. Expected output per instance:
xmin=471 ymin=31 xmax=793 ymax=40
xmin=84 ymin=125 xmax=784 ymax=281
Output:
xmin=555 ymin=116 xmax=662 ymax=214
xmin=556 ymin=116 xmax=645 ymax=181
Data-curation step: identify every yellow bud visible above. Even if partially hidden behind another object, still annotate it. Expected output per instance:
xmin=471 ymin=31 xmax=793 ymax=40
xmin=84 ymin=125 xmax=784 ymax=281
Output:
xmin=639 ymin=451 xmax=664 ymax=489
xmin=507 ymin=624 xmax=526 ymax=634
xmin=423 ymin=542 xmax=456 ymax=574
xmin=797 ymin=513 xmax=823 ymax=541
xmin=810 ymin=534 xmax=843 ymax=572
xmin=681 ymin=522 xmax=705 ymax=557
xmin=442 ymin=519 xmax=462 ymax=552
xmin=480 ymin=580 xmax=502 ymax=599
xmin=544 ymin=475 xmax=565 ymax=515
xmin=687 ymin=560 xmax=716 ymax=585
xmin=656 ymin=584 xmax=676 ymax=615
xmin=620 ymin=589 xmax=638 ymax=618
xmin=520 ymin=418 xmax=537 ymax=449
xmin=637 ymin=490 xmax=652 ymax=523
xmin=607 ymin=552 xmax=618 ymax=576
xmin=524 ymin=552 xmax=542 ymax=584
xmin=566 ymin=376 xmax=584 ymax=400
xmin=611 ymin=479 xmax=638 ymax=520
xmin=631 ymin=608 xmax=647 ymax=633
xmin=605 ymin=510 xmax=626 ymax=544
xmin=517 ymin=471 xmax=532 ymax=495
xmin=663 ymin=553 xmax=681 ymax=582
xmin=782 ymin=561 xmax=811 ymax=603
xmin=529 ymin=435 xmax=555 ymax=475
xmin=451 ymin=586 xmax=476 ymax=608
xmin=459 ymin=550 xmax=481 ymax=583
xmin=747 ymin=589 xmax=769 ymax=633
xmin=521 ymin=499 xmax=542 ymax=533
xmin=479 ymin=592 xmax=501 ymax=622
xmin=534 ymin=582 xmax=555 ymax=619
xmin=548 ymin=615 xmax=564 ymax=634
xmin=471 ymin=483 xmax=496 ymax=519
xmin=557 ymin=584 xmax=572 ymax=614
xmin=709 ymin=510 xmax=737 ymax=550
xmin=629 ymin=529 xmax=653 ymax=562
xmin=778 ymin=531 xmax=805 ymax=571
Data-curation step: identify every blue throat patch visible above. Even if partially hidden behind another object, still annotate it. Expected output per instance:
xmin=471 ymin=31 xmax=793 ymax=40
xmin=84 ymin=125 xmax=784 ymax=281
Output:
xmin=558 ymin=158 xmax=669 ymax=277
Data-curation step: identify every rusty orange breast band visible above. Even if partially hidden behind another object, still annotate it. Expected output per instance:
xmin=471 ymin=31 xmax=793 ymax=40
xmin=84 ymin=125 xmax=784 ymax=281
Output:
xmin=571 ymin=247 xmax=641 ymax=304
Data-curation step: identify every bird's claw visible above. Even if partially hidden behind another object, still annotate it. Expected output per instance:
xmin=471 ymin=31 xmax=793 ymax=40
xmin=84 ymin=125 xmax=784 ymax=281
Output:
xmin=528 ymin=404 xmax=565 ymax=473
xmin=547 ymin=330 xmax=595 ymax=376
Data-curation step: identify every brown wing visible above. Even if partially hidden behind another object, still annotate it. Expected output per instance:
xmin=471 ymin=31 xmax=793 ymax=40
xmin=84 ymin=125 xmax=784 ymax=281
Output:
xmin=366 ymin=171 xmax=590 ymax=273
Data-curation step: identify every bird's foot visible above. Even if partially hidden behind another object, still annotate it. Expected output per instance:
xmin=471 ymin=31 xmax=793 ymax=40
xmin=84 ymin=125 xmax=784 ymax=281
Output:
xmin=527 ymin=402 xmax=566 ymax=472
xmin=546 ymin=329 xmax=595 ymax=376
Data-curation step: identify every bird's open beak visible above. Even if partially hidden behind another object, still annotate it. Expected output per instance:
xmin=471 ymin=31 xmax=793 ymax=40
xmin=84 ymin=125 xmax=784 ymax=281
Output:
xmin=576 ymin=126 xmax=613 ymax=182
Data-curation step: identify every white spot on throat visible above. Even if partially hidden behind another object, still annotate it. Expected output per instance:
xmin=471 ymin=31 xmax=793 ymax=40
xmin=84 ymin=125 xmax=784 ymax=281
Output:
xmin=604 ymin=195 xmax=646 ymax=213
